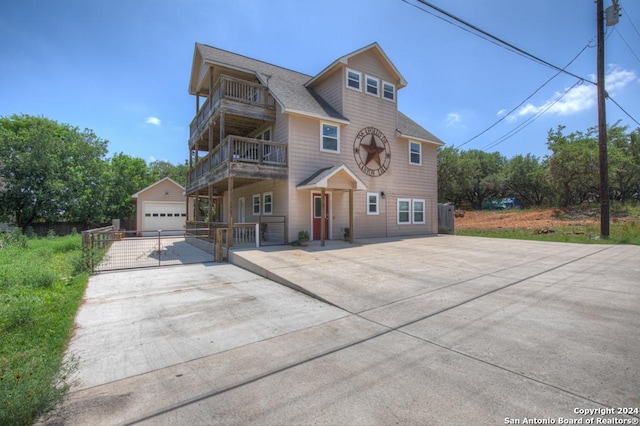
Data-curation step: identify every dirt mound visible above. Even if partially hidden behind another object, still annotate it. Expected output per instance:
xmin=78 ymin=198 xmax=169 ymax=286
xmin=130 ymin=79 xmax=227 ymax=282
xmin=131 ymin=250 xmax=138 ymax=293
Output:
xmin=455 ymin=209 xmax=600 ymax=229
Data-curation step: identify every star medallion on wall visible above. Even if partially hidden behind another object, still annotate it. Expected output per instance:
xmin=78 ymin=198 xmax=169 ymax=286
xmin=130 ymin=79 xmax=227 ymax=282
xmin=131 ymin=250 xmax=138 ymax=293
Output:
xmin=361 ymin=135 xmax=386 ymax=168
xmin=353 ymin=127 xmax=391 ymax=177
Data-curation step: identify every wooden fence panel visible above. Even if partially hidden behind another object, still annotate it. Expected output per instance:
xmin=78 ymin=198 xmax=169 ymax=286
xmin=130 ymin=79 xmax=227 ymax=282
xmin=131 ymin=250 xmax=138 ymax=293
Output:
xmin=438 ymin=204 xmax=455 ymax=235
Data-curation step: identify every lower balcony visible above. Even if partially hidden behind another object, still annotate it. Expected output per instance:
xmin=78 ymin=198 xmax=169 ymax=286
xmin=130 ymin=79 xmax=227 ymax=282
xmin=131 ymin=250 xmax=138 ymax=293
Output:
xmin=187 ymin=135 xmax=288 ymax=194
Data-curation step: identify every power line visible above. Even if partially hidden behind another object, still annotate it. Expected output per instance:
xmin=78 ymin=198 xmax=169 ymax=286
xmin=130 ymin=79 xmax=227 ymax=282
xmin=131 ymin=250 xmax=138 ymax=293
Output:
xmin=614 ymin=27 xmax=640 ymax=65
xmin=457 ymin=39 xmax=594 ymax=149
xmin=620 ymin=1 xmax=640 ymax=40
xmin=481 ymin=79 xmax=584 ymax=151
xmin=404 ymin=0 xmax=596 ymax=85
xmin=608 ymin=96 xmax=640 ymax=126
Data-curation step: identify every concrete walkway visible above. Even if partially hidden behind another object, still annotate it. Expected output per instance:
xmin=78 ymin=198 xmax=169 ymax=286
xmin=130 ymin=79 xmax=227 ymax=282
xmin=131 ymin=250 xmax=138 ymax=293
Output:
xmin=42 ymin=236 xmax=640 ymax=425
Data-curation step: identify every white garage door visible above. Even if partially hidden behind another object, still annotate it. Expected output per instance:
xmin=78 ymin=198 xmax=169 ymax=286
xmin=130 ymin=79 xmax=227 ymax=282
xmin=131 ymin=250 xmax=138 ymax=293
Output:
xmin=142 ymin=202 xmax=186 ymax=235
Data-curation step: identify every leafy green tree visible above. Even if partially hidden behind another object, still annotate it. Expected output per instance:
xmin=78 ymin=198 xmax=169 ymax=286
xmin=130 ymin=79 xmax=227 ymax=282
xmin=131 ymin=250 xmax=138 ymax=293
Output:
xmin=148 ymin=160 xmax=188 ymax=187
xmin=0 ymin=114 xmax=108 ymax=230
xmin=607 ymin=123 xmax=640 ymax=202
xmin=457 ymin=150 xmax=507 ymax=209
xmin=503 ymin=154 xmax=550 ymax=207
xmin=437 ymin=146 xmax=463 ymax=204
xmin=546 ymin=126 xmax=599 ymax=207
xmin=104 ymin=153 xmax=149 ymax=220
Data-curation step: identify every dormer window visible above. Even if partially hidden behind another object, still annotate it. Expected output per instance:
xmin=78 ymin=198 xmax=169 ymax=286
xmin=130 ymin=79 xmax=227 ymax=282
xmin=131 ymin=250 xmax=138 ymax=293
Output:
xmin=382 ymin=81 xmax=395 ymax=102
xmin=346 ymin=68 xmax=362 ymax=91
xmin=365 ymin=75 xmax=379 ymax=97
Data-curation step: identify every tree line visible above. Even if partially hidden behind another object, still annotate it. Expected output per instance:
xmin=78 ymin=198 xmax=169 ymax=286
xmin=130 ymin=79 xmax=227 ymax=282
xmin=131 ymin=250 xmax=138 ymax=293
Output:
xmin=0 ymin=114 xmax=187 ymax=231
xmin=438 ymin=123 xmax=640 ymax=209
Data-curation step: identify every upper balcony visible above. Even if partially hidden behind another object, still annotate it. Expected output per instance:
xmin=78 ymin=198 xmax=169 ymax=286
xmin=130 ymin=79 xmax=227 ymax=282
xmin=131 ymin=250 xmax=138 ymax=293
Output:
xmin=187 ymin=135 xmax=288 ymax=194
xmin=189 ymin=75 xmax=276 ymax=148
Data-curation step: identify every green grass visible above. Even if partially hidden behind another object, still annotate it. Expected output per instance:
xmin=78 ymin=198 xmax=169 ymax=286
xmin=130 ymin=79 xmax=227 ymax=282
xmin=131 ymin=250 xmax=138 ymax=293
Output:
xmin=0 ymin=231 xmax=89 ymax=425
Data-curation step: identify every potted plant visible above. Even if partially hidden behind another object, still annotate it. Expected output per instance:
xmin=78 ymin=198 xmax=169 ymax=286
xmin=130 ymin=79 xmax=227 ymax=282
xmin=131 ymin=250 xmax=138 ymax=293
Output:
xmin=298 ymin=230 xmax=310 ymax=246
xmin=343 ymin=227 xmax=350 ymax=241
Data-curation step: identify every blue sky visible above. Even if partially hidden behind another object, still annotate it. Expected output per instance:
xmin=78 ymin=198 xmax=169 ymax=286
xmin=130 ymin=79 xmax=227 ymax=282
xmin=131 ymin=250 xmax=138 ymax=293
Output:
xmin=1 ymin=0 xmax=639 ymax=165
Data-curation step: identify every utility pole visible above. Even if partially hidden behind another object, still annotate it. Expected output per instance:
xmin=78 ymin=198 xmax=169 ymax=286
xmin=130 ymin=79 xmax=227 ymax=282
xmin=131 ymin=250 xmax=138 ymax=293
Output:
xmin=596 ymin=0 xmax=609 ymax=238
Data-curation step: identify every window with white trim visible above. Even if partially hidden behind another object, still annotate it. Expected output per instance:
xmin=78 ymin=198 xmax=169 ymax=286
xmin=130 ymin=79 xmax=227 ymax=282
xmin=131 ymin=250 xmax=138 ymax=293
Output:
xmin=397 ymin=198 xmax=426 ymax=224
xmin=382 ymin=81 xmax=395 ymax=101
xmin=321 ymin=123 xmax=339 ymax=153
xmin=365 ymin=75 xmax=379 ymax=96
xmin=367 ymin=192 xmax=379 ymax=215
xmin=252 ymin=194 xmax=260 ymax=215
xmin=346 ymin=68 xmax=362 ymax=91
xmin=398 ymin=198 xmax=411 ymax=224
xmin=409 ymin=141 xmax=422 ymax=165
xmin=263 ymin=192 xmax=273 ymax=215
xmin=413 ymin=199 xmax=425 ymax=224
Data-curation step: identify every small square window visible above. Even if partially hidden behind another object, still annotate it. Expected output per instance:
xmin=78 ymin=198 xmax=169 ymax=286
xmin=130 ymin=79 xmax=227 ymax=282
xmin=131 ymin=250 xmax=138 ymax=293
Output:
xmin=365 ymin=75 xmax=379 ymax=96
xmin=410 ymin=142 xmax=422 ymax=165
xmin=145 ymin=213 xmax=151 ymax=217
xmin=321 ymin=123 xmax=339 ymax=153
xmin=382 ymin=81 xmax=395 ymax=101
xmin=346 ymin=68 xmax=361 ymax=91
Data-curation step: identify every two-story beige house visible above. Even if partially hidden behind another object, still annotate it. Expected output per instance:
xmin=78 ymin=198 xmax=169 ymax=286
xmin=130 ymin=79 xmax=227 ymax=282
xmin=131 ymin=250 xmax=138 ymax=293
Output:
xmin=186 ymin=42 xmax=443 ymax=246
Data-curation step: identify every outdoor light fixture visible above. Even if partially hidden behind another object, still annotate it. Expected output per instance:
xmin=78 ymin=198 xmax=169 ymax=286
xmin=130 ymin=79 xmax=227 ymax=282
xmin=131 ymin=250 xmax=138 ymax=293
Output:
xmin=381 ymin=191 xmax=386 ymax=198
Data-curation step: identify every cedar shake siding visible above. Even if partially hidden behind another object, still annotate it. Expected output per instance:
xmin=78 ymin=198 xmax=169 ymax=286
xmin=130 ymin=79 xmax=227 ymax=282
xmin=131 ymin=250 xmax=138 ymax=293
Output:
xmin=186 ymin=42 xmax=443 ymax=245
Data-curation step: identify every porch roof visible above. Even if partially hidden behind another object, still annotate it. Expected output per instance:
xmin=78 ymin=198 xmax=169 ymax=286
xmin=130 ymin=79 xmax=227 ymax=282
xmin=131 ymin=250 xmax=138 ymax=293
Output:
xmin=296 ymin=164 xmax=367 ymax=191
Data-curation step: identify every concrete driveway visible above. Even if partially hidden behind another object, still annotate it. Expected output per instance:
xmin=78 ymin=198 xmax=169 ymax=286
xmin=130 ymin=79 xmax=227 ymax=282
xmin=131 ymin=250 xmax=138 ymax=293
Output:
xmin=43 ymin=236 xmax=640 ymax=425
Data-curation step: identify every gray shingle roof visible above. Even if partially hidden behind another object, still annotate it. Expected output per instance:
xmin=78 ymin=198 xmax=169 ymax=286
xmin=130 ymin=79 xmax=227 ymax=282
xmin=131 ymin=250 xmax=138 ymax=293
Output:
xmin=397 ymin=111 xmax=444 ymax=146
xmin=196 ymin=43 xmax=348 ymax=123
xmin=194 ymin=43 xmax=443 ymax=146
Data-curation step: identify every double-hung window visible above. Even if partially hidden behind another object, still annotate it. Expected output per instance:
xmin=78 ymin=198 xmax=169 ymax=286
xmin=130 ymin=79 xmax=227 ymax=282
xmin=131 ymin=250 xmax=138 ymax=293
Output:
xmin=365 ymin=75 xmax=379 ymax=96
xmin=413 ymin=199 xmax=425 ymax=224
xmin=252 ymin=194 xmax=261 ymax=216
xmin=367 ymin=192 xmax=379 ymax=215
xmin=263 ymin=192 xmax=273 ymax=215
xmin=321 ymin=123 xmax=339 ymax=153
xmin=382 ymin=81 xmax=395 ymax=101
xmin=397 ymin=198 xmax=426 ymax=224
xmin=346 ymin=68 xmax=362 ymax=91
xmin=398 ymin=199 xmax=411 ymax=224
xmin=409 ymin=141 xmax=422 ymax=165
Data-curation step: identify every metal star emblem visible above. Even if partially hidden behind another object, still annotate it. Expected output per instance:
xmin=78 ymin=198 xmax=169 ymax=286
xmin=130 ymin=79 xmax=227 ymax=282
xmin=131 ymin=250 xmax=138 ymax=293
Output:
xmin=361 ymin=135 xmax=385 ymax=167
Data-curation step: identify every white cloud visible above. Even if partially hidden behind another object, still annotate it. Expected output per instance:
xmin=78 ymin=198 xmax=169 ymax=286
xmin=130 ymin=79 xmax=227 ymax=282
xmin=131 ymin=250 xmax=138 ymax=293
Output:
xmin=511 ymin=65 xmax=637 ymax=120
xmin=445 ymin=112 xmax=462 ymax=127
xmin=497 ymin=109 xmax=507 ymax=117
xmin=145 ymin=116 xmax=162 ymax=126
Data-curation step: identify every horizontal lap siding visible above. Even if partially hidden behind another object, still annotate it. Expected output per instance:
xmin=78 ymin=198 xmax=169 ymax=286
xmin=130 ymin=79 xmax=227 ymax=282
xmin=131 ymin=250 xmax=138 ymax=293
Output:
xmin=313 ymin=68 xmax=343 ymax=115
xmin=343 ymin=52 xmax=437 ymax=237
xmin=285 ymin=49 xmax=439 ymax=240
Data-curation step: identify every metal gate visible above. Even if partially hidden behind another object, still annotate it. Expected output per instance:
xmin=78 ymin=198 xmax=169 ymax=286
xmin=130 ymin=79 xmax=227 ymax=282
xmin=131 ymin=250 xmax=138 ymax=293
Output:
xmin=83 ymin=228 xmax=215 ymax=273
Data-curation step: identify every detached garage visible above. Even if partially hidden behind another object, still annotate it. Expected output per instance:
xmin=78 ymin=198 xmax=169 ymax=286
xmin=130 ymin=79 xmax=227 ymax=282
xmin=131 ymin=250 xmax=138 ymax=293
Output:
xmin=132 ymin=177 xmax=186 ymax=236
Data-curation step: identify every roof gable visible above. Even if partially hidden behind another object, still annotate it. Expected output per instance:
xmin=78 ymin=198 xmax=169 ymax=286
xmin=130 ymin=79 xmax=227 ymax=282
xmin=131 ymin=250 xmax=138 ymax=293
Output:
xmin=297 ymin=164 xmax=367 ymax=191
xmin=305 ymin=42 xmax=407 ymax=89
xmin=190 ymin=43 xmax=348 ymax=123
xmin=131 ymin=177 xmax=185 ymax=199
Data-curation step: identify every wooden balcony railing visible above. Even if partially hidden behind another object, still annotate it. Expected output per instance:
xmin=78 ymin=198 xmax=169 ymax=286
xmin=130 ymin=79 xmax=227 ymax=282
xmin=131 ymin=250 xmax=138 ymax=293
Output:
xmin=189 ymin=75 xmax=276 ymax=138
xmin=188 ymin=135 xmax=287 ymax=184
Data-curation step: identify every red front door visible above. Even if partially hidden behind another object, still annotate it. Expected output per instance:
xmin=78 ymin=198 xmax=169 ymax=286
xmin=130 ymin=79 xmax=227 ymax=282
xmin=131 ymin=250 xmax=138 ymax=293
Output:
xmin=312 ymin=193 xmax=329 ymax=240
